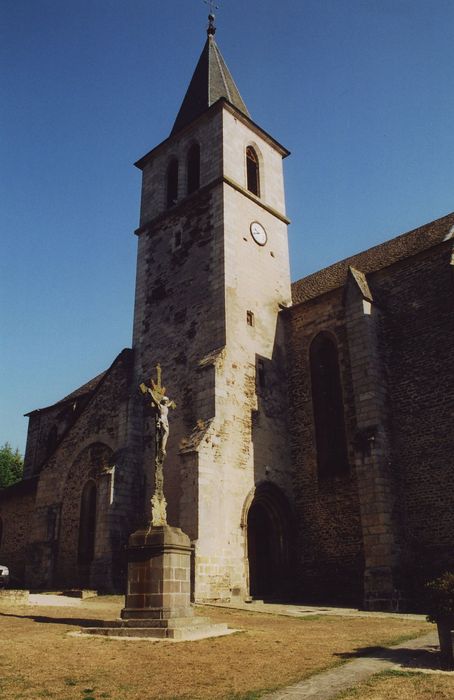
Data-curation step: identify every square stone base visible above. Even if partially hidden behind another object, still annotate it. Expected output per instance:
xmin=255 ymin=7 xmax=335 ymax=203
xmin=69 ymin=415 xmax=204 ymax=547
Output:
xmin=121 ymin=524 xmax=192 ymax=620
xmin=80 ymin=524 xmax=233 ymax=640
xmin=84 ymin=616 xmax=231 ymax=641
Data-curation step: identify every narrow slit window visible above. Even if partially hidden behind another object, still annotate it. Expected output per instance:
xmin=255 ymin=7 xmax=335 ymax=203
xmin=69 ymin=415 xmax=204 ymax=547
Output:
xmin=246 ymin=146 xmax=260 ymax=196
xmin=187 ymin=143 xmax=200 ymax=194
xmin=166 ymin=159 xmax=179 ymax=208
xmin=247 ymin=310 xmax=255 ymax=326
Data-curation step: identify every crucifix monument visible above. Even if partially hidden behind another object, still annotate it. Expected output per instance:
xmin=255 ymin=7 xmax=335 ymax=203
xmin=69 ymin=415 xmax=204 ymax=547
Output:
xmin=114 ymin=366 xmax=228 ymax=638
xmin=140 ymin=364 xmax=176 ymax=527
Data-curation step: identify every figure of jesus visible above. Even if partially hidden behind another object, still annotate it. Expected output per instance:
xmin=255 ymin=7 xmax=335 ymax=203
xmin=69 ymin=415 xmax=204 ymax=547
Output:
xmin=156 ymin=396 xmax=170 ymax=456
xmin=140 ymin=366 xmax=176 ymax=462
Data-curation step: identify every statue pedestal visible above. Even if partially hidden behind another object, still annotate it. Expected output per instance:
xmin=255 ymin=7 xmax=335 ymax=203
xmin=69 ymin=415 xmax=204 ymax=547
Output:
xmin=121 ymin=524 xmax=193 ymax=620
xmin=83 ymin=524 xmax=232 ymax=640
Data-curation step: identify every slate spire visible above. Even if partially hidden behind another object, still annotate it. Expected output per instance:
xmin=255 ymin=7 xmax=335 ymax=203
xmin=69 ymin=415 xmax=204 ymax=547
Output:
xmin=170 ymin=15 xmax=250 ymax=136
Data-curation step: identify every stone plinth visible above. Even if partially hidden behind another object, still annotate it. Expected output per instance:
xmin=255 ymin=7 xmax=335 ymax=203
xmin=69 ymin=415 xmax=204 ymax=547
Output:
xmin=83 ymin=616 xmax=231 ymax=641
xmin=83 ymin=524 xmax=232 ymax=640
xmin=121 ymin=524 xmax=192 ymax=621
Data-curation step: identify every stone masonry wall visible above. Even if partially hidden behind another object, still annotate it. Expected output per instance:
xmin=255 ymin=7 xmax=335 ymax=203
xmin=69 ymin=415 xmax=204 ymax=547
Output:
xmin=25 ymin=350 xmax=137 ymax=591
xmin=344 ymin=273 xmax=403 ymax=610
xmin=373 ymin=242 xmax=454 ymax=595
xmin=288 ymin=237 xmax=454 ymax=607
xmin=132 ymin=103 xmax=294 ymax=601
xmin=131 ymin=182 xmax=226 ymax=540
xmin=190 ymin=109 xmax=294 ymax=601
xmin=23 ymin=390 xmax=98 ymax=479
xmin=130 ymin=108 xmax=230 ymax=600
xmin=23 ymin=408 xmax=63 ymax=479
xmin=0 ymin=479 xmax=37 ymax=585
xmin=286 ymin=290 xmax=365 ymax=605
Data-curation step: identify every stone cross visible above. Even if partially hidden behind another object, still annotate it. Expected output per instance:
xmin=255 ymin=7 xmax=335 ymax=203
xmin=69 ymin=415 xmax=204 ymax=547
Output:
xmin=140 ymin=365 xmax=176 ymax=527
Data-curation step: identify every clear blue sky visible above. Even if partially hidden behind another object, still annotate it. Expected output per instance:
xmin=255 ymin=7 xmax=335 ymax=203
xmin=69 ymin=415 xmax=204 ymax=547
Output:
xmin=1 ymin=0 xmax=453 ymax=455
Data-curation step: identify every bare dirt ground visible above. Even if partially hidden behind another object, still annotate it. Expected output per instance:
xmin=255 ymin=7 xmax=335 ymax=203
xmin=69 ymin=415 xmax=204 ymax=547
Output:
xmin=0 ymin=595 xmax=431 ymax=700
xmin=336 ymin=668 xmax=454 ymax=700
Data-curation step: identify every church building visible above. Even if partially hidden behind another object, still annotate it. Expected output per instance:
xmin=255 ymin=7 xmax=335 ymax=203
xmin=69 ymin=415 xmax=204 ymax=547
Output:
xmin=1 ymin=17 xmax=453 ymax=610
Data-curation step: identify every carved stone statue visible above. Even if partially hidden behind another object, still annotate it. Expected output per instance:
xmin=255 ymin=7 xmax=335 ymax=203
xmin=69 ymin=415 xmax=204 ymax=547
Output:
xmin=159 ymin=397 xmax=172 ymax=454
xmin=140 ymin=365 xmax=176 ymax=526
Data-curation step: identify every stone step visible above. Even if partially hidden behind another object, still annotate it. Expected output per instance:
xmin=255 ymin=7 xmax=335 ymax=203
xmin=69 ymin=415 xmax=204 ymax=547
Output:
xmin=84 ymin=621 xmax=230 ymax=640
xmin=98 ymin=616 xmax=211 ymax=629
xmin=0 ymin=590 xmax=29 ymax=604
xmin=62 ymin=589 xmax=97 ymax=599
xmin=169 ymin=623 xmax=230 ymax=641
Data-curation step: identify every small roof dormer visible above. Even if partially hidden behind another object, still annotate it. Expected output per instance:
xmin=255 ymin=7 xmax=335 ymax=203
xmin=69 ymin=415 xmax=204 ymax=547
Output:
xmin=171 ymin=15 xmax=250 ymax=136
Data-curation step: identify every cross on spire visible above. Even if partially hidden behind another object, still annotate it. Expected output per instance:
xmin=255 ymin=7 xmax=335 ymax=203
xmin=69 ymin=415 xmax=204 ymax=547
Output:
xmin=204 ymin=0 xmax=219 ymax=15
xmin=170 ymin=1 xmax=250 ymax=136
xmin=204 ymin=0 xmax=219 ymax=35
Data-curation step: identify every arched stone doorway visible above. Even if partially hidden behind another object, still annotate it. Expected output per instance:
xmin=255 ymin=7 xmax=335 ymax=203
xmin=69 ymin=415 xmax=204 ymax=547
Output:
xmin=57 ymin=442 xmax=113 ymax=589
xmin=246 ymin=483 xmax=294 ymax=600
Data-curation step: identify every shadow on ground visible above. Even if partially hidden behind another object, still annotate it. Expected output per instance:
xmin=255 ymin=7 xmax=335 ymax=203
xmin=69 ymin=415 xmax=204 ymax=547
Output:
xmin=0 ymin=611 xmax=116 ymax=627
xmin=334 ymin=642 xmax=452 ymax=672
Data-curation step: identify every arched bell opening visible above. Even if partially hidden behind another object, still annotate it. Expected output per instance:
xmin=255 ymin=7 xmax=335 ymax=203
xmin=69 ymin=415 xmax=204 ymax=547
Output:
xmin=245 ymin=482 xmax=294 ymax=601
xmin=246 ymin=145 xmax=260 ymax=196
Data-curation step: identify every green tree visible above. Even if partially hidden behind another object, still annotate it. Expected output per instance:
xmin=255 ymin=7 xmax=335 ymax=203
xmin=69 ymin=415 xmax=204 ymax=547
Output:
xmin=0 ymin=443 xmax=24 ymax=489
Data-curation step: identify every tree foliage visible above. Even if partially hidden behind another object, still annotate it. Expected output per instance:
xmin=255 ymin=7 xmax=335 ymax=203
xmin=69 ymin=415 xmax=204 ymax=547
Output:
xmin=0 ymin=442 xmax=24 ymax=489
xmin=425 ymin=572 xmax=454 ymax=623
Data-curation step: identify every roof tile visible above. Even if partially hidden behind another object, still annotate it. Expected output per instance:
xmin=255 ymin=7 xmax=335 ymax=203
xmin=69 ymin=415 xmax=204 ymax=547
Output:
xmin=292 ymin=212 xmax=454 ymax=305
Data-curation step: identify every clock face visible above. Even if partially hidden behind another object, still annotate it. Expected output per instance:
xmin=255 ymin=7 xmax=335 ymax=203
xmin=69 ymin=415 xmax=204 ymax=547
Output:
xmin=250 ymin=221 xmax=267 ymax=246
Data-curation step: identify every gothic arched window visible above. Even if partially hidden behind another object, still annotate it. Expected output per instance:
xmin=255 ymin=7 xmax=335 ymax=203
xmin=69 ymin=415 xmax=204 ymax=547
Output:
xmin=310 ymin=332 xmax=349 ymax=478
xmin=187 ymin=143 xmax=200 ymax=194
xmin=77 ymin=480 xmax=97 ymax=565
xmin=166 ymin=158 xmax=179 ymax=208
xmin=246 ymin=146 xmax=260 ymax=196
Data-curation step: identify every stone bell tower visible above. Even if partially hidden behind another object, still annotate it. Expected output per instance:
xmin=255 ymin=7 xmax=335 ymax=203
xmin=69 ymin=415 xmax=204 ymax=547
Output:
xmin=130 ymin=14 xmax=293 ymax=601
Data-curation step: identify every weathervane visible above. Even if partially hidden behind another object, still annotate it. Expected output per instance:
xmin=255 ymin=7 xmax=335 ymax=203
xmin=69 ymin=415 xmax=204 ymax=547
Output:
xmin=204 ymin=0 xmax=219 ymax=14
xmin=204 ymin=0 xmax=219 ymax=35
xmin=140 ymin=364 xmax=176 ymax=527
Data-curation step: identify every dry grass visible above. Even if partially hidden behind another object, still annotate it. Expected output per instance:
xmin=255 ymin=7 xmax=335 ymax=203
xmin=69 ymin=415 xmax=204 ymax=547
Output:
xmin=0 ymin=596 xmax=431 ymax=700
xmin=336 ymin=669 xmax=454 ymax=700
